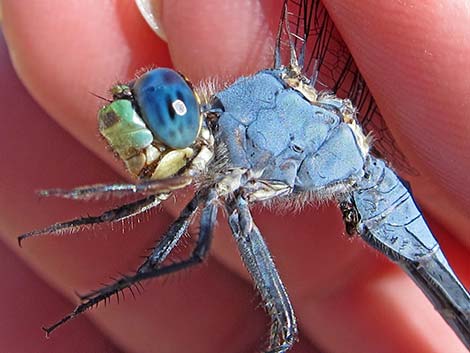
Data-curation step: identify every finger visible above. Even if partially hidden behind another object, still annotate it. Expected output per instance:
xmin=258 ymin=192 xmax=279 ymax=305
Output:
xmin=298 ymin=216 xmax=470 ymax=353
xmin=1 ymin=0 xmax=171 ymax=171
xmin=0 ymin=231 xmax=123 ymax=353
xmin=160 ymin=0 xmax=470 ymax=244
xmin=323 ymin=0 xmax=470 ymax=243
xmin=158 ymin=0 xmax=282 ymax=81
xmin=158 ymin=1 xmax=470 ymax=352
xmin=4 ymin=0 xmax=468 ymax=239
xmin=1 ymin=2 xmax=280 ymax=352
xmin=156 ymin=0 xmax=379 ymax=287
xmin=0 ymin=10 xmax=281 ymax=353
xmin=4 ymin=0 xmax=470 ymax=352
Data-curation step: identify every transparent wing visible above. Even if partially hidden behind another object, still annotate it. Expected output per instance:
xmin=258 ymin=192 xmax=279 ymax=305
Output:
xmin=278 ymin=0 xmax=417 ymax=175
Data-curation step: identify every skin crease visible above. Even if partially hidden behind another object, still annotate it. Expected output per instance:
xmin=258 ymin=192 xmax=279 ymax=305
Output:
xmin=0 ymin=0 xmax=469 ymax=352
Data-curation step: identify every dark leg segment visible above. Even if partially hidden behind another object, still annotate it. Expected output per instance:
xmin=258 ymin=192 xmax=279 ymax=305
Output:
xmin=18 ymin=195 xmax=163 ymax=245
xmin=227 ymin=195 xmax=297 ymax=353
xmin=78 ymin=192 xmax=201 ymax=302
xmin=38 ymin=176 xmax=191 ymax=200
xmin=42 ymin=189 xmax=219 ymax=336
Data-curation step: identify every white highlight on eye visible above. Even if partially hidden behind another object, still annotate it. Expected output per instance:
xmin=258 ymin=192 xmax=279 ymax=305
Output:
xmin=172 ymin=99 xmax=187 ymax=116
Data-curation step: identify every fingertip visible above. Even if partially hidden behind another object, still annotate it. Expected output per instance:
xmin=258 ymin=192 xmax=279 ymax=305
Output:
xmin=323 ymin=0 xmax=470 ymax=240
xmin=2 ymin=0 xmax=170 ymax=163
xmin=304 ymin=269 xmax=468 ymax=353
xmin=159 ymin=0 xmax=281 ymax=82
xmin=135 ymin=0 xmax=168 ymax=41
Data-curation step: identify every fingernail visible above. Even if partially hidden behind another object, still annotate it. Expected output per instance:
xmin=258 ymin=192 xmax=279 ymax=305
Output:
xmin=135 ymin=0 xmax=167 ymax=41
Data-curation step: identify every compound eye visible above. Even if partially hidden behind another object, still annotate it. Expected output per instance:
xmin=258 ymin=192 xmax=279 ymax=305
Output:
xmin=133 ymin=68 xmax=201 ymax=149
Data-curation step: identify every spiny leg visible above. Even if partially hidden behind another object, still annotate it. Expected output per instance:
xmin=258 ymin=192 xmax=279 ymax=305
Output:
xmin=18 ymin=194 xmax=166 ymax=245
xmin=137 ymin=188 xmax=210 ymax=273
xmin=227 ymin=195 xmax=297 ymax=353
xmin=39 ymin=176 xmax=191 ymax=200
xmin=227 ymin=195 xmax=297 ymax=352
xmin=43 ymin=189 xmax=219 ymax=336
xmin=80 ymin=190 xmax=203 ymax=301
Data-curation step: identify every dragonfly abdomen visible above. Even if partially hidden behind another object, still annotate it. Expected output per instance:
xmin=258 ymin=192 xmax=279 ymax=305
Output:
xmin=352 ymin=157 xmax=438 ymax=262
xmin=350 ymin=156 xmax=470 ymax=348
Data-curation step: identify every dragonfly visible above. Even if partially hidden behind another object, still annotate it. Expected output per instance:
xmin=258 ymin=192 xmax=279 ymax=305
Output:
xmin=18 ymin=0 xmax=470 ymax=352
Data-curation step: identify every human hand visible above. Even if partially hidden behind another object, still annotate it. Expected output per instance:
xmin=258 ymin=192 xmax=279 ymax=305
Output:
xmin=0 ymin=1 xmax=469 ymax=353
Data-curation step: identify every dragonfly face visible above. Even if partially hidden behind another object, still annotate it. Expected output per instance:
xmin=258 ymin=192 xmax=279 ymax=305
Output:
xmin=98 ymin=68 xmax=213 ymax=181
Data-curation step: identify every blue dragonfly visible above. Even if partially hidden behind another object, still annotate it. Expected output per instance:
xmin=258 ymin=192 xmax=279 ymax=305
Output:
xmin=19 ymin=1 xmax=470 ymax=352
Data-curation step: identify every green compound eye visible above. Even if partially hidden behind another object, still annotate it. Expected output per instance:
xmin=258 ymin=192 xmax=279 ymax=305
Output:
xmin=132 ymin=68 xmax=201 ymax=149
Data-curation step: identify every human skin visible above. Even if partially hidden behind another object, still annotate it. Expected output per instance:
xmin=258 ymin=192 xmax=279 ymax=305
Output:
xmin=0 ymin=0 xmax=469 ymax=353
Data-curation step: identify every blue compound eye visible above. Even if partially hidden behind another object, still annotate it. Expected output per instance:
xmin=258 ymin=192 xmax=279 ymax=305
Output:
xmin=132 ymin=68 xmax=201 ymax=149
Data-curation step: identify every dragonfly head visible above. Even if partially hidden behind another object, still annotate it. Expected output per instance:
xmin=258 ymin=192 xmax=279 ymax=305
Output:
xmin=98 ymin=68 xmax=211 ymax=180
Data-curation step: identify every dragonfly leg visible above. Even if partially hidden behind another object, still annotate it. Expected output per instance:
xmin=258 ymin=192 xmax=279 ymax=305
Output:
xmin=136 ymin=188 xmax=217 ymax=273
xmin=42 ymin=189 xmax=218 ymax=336
xmin=78 ymin=191 xmax=205 ymax=304
xmin=18 ymin=194 xmax=168 ymax=246
xmin=38 ymin=176 xmax=191 ymax=200
xmin=18 ymin=195 xmax=165 ymax=245
xmin=227 ymin=195 xmax=297 ymax=353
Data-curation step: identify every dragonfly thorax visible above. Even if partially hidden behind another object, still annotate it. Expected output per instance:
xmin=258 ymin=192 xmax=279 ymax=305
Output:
xmin=214 ymin=69 xmax=371 ymax=199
